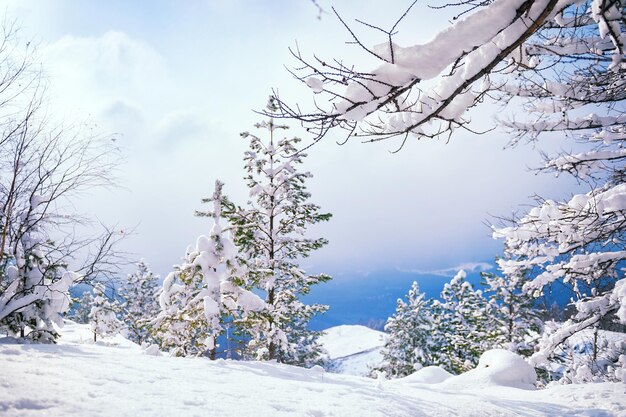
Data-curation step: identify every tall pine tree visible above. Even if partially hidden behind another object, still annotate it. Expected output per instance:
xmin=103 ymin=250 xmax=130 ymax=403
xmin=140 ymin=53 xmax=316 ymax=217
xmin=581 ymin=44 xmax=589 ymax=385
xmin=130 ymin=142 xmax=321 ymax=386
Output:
xmin=481 ymin=269 xmax=543 ymax=357
xmin=219 ymin=109 xmax=331 ymax=365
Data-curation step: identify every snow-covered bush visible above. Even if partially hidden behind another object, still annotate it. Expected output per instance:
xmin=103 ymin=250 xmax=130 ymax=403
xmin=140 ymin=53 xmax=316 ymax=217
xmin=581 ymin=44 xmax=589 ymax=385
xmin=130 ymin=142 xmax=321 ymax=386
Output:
xmin=533 ymin=324 xmax=626 ymax=384
xmin=441 ymin=349 xmax=537 ymax=390
xmin=0 ymin=219 xmax=78 ymax=341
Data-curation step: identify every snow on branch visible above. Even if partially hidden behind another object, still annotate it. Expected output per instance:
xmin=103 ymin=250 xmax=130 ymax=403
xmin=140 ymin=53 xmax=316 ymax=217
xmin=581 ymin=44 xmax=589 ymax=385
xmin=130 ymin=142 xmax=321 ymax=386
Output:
xmin=268 ymin=0 xmax=568 ymax=148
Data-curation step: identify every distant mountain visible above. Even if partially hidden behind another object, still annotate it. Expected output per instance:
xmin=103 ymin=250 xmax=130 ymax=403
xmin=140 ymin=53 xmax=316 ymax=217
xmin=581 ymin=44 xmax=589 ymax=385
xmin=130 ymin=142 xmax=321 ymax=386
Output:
xmin=304 ymin=268 xmax=477 ymax=330
xmin=305 ymin=267 xmax=571 ymax=331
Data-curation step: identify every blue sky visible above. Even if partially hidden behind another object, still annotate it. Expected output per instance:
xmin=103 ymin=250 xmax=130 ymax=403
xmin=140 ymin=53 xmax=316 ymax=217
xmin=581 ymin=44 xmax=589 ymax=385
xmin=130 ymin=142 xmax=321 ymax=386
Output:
xmin=5 ymin=1 xmax=584 ymax=313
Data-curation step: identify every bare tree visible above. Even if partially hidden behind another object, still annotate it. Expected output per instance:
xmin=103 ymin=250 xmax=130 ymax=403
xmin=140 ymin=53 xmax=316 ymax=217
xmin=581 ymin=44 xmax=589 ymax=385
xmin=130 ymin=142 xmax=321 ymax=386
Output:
xmin=0 ymin=22 xmax=125 ymax=341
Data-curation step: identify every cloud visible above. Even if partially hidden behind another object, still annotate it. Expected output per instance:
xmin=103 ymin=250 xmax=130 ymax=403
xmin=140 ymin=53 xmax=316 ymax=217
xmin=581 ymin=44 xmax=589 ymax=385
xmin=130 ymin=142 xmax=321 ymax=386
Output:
xmin=154 ymin=109 xmax=211 ymax=148
xmin=400 ymin=262 xmax=494 ymax=277
xmin=41 ymin=30 xmax=170 ymax=122
xmin=45 ymin=31 xmax=167 ymax=88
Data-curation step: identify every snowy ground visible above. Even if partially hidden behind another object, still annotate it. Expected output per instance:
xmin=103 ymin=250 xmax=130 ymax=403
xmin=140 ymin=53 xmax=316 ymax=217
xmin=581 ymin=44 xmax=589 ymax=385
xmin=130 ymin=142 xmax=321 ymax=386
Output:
xmin=319 ymin=324 xmax=386 ymax=376
xmin=1 ymin=321 xmax=625 ymax=417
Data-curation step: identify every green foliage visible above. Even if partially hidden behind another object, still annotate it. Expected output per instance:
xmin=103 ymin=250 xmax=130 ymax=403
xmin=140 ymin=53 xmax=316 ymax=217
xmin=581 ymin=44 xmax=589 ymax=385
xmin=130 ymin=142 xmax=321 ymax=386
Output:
xmin=480 ymin=270 xmax=543 ymax=357
xmin=216 ymin=112 xmax=332 ymax=365
xmin=119 ymin=260 xmax=161 ymax=345
xmin=430 ymin=270 xmax=497 ymax=374
xmin=375 ymin=281 xmax=434 ymax=378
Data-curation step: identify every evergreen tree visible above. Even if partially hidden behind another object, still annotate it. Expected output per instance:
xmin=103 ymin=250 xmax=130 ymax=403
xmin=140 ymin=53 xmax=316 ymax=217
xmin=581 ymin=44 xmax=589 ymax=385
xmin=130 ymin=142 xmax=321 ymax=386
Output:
xmin=481 ymin=270 xmax=543 ymax=357
xmin=89 ymin=282 xmax=124 ymax=342
xmin=68 ymin=290 xmax=94 ymax=324
xmin=119 ymin=260 xmax=160 ymax=345
xmin=377 ymin=281 xmax=433 ymax=378
xmin=431 ymin=270 xmax=495 ymax=374
xmin=218 ymin=109 xmax=331 ymax=365
xmin=154 ymin=181 xmax=264 ymax=358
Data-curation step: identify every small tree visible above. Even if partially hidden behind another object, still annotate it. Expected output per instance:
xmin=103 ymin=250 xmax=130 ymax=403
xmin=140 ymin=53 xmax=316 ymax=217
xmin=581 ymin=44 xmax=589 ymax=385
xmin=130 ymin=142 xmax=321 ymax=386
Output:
xmin=376 ymin=281 xmax=434 ymax=378
xmin=119 ymin=259 xmax=160 ymax=345
xmin=218 ymin=109 xmax=331 ymax=364
xmin=155 ymin=181 xmax=264 ymax=358
xmin=89 ymin=282 xmax=123 ymax=342
xmin=481 ymin=270 xmax=543 ymax=357
xmin=68 ymin=289 xmax=94 ymax=324
xmin=431 ymin=270 xmax=496 ymax=374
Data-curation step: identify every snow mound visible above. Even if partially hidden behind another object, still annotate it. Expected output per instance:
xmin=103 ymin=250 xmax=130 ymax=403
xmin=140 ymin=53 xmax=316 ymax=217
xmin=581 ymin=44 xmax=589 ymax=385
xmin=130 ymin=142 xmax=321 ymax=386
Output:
xmin=395 ymin=366 xmax=453 ymax=384
xmin=442 ymin=349 xmax=537 ymax=390
xmin=319 ymin=325 xmax=386 ymax=360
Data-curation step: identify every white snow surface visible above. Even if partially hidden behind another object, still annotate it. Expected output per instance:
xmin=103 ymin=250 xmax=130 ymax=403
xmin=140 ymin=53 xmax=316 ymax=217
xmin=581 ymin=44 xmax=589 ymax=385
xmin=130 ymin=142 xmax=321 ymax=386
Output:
xmin=441 ymin=349 xmax=537 ymax=390
xmin=319 ymin=324 xmax=386 ymax=360
xmin=319 ymin=324 xmax=386 ymax=376
xmin=391 ymin=366 xmax=453 ymax=385
xmin=1 ymin=321 xmax=625 ymax=417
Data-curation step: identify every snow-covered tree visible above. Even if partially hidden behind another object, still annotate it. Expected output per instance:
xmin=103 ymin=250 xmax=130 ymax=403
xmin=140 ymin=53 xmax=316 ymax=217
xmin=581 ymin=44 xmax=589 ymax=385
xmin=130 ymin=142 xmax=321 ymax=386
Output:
xmin=431 ymin=270 xmax=496 ymax=374
xmin=0 ymin=23 xmax=123 ymax=341
xmin=68 ymin=289 xmax=94 ymax=324
xmin=536 ymin=321 xmax=626 ymax=383
xmin=376 ymin=281 xmax=434 ymax=378
xmin=271 ymin=0 xmax=625 ymax=382
xmin=154 ymin=181 xmax=264 ymax=358
xmin=89 ymin=282 xmax=124 ymax=342
xmin=481 ymin=270 xmax=544 ymax=357
xmin=270 ymin=1 xmax=624 ymax=147
xmin=0 ymin=196 xmax=79 ymax=341
xmin=119 ymin=260 xmax=160 ymax=345
xmin=489 ymin=0 xmax=626 ymax=376
xmin=217 ymin=111 xmax=331 ymax=364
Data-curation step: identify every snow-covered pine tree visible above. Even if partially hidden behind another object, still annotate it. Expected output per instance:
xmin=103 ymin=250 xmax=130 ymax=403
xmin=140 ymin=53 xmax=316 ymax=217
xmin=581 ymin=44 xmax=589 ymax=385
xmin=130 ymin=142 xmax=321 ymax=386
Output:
xmin=431 ymin=270 xmax=496 ymax=374
xmin=119 ymin=260 xmax=160 ymax=345
xmin=218 ymin=108 xmax=331 ymax=365
xmin=0 ymin=215 xmax=77 ymax=342
xmin=89 ymin=282 xmax=124 ymax=342
xmin=155 ymin=181 xmax=264 ymax=358
xmin=152 ymin=247 xmax=209 ymax=356
xmin=376 ymin=281 xmax=433 ymax=378
xmin=68 ymin=289 xmax=94 ymax=324
xmin=481 ymin=270 xmax=543 ymax=357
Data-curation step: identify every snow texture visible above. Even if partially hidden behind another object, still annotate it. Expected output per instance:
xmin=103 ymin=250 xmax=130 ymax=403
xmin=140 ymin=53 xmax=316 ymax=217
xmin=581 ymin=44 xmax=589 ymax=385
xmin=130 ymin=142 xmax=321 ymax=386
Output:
xmin=441 ymin=349 xmax=537 ymax=390
xmin=1 ymin=321 xmax=625 ymax=417
xmin=319 ymin=325 xmax=386 ymax=376
xmin=392 ymin=366 xmax=453 ymax=385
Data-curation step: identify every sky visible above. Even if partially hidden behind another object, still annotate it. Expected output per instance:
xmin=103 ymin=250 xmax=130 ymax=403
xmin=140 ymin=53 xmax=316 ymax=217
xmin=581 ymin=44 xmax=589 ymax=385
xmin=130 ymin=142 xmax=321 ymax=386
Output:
xmin=3 ymin=1 xmax=584 ymax=298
